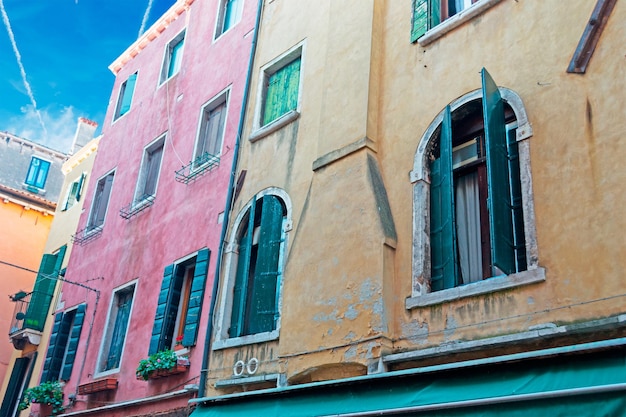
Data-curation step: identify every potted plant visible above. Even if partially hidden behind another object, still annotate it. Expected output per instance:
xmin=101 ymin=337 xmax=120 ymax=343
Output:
xmin=174 ymin=335 xmax=184 ymax=351
xmin=136 ymin=349 xmax=190 ymax=381
xmin=18 ymin=380 xmax=65 ymax=415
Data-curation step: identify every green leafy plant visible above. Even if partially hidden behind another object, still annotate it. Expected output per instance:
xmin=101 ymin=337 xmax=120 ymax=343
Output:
xmin=18 ymin=380 xmax=64 ymax=415
xmin=136 ymin=349 xmax=180 ymax=381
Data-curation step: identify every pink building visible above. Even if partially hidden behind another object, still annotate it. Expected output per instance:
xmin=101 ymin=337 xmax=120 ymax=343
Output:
xmin=33 ymin=1 xmax=256 ymax=415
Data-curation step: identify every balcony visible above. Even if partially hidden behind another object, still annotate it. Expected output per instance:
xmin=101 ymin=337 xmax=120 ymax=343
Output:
xmin=9 ymin=290 xmax=53 ymax=349
xmin=175 ymin=152 xmax=220 ymax=184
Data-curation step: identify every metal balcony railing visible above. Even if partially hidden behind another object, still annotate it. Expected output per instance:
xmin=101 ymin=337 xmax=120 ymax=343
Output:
xmin=175 ymin=152 xmax=220 ymax=184
xmin=71 ymin=225 xmax=103 ymax=246
xmin=119 ymin=194 xmax=155 ymax=220
xmin=8 ymin=290 xmax=53 ymax=336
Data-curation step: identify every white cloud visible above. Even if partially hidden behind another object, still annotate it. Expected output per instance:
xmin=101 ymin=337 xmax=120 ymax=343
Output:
xmin=5 ymin=105 xmax=80 ymax=153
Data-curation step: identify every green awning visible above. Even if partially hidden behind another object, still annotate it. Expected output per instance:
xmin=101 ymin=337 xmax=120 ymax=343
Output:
xmin=192 ymin=347 xmax=626 ymax=416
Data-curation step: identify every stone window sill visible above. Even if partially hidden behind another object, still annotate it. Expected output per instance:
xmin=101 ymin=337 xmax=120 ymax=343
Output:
xmin=213 ymin=330 xmax=279 ymax=350
xmin=249 ymin=110 xmax=300 ymax=143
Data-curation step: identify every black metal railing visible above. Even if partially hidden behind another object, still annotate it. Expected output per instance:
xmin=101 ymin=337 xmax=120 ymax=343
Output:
xmin=175 ymin=152 xmax=220 ymax=184
xmin=119 ymin=194 xmax=155 ymax=220
xmin=8 ymin=291 xmax=53 ymax=336
xmin=71 ymin=225 xmax=103 ymax=246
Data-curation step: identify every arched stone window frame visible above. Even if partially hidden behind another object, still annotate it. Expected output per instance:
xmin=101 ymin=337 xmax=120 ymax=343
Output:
xmin=407 ymin=88 xmax=544 ymax=309
xmin=213 ymin=187 xmax=293 ymax=349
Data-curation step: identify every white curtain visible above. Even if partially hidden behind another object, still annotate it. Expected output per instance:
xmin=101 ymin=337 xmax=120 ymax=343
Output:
xmin=456 ymin=172 xmax=482 ymax=284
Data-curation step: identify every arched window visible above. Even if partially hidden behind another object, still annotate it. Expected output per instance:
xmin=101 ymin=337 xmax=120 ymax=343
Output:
xmin=215 ymin=189 xmax=291 ymax=348
xmin=408 ymin=69 xmax=544 ymax=308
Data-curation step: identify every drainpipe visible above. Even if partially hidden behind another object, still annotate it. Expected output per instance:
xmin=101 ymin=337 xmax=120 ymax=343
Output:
xmin=197 ymin=0 xmax=264 ymax=398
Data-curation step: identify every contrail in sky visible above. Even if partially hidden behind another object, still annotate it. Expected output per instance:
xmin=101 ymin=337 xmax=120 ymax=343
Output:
xmin=138 ymin=0 xmax=155 ymax=38
xmin=0 ymin=0 xmax=48 ymax=141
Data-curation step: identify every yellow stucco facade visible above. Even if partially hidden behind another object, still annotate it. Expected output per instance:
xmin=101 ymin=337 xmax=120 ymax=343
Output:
xmin=203 ymin=0 xmax=624 ymax=397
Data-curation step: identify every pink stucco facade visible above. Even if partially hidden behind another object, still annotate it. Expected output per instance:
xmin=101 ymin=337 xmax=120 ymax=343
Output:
xmin=49 ymin=1 xmax=256 ymax=415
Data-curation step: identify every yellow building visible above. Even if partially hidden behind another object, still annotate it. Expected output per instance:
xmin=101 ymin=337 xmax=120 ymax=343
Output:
xmin=193 ymin=0 xmax=625 ymax=415
xmin=0 ymin=119 xmax=99 ymax=417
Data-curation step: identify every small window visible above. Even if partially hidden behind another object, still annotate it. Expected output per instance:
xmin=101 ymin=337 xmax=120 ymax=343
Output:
xmin=25 ymin=157 xmax=51 ymax=189
xmin=262 ymin=54 xmax=301 ymax=126
xmin=98 ymin=283 xmax=136 ymax=373
xmin=194 ymin=92 xmax=228 ymax=168
xmin=148 ymin=249 xmax=210 ymax=354
xmin=134 ymin=136 xmax=165 ymax=204
xmin=216 ymin=0 xmax=244 ymax=37
xmin=86 ymin=171 xmax=115 ymax=232
xmin=160 ymin=31 xmax=185 ymax=84
xmin=40 ymin=305 xmax=86 ymax=382
xmin=63 ymin=173 xmax=86 ymax=211
xmin=411 ymin=0 xmax=480 ymax=42
xmin=114 ymin=72 xmax=137 ymax=120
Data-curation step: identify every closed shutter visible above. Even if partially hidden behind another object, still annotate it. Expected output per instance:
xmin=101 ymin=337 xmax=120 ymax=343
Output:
xmin=0 ymin=357 xmax=30 ymax=416
xmin=60 ymin=304 xmax=86 ymax=381
xmin=119 ymin=73 xmax=136 ymax=116
xmin=429 ymin=106 xmax=457 ymax=291
xmin=41 ymin=313 xmax=65 ymax=383
xmin=263 ymin=58 xmax=300 ymax=126
xmin=149 ymin=265 xmax=176 ymax=354
xmin=411 ymin=0 xmax=429 ymax=42
xmin=25 ymin=253 xmax=59 ymax=331
xmin=230 ymin=201 xmax=255 ymax=337
xmin=182 ymin=248 xmax=211 ymax=346
xmin=248 ymin=195 xmax=283 ymax=334
xmin=482 ymin=68 xmax=516 ymax=276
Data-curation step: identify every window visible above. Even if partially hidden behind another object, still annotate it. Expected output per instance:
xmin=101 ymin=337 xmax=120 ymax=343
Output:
xmin=148 ymin=249 xmax=210 ymax=354
xmin=160 ymin=31 xmax=185 ymax=84
xmin=0 ymin=356 xmax=34 ymax=416
xmin=408 ymin=69 xmax=543 ymax=308
xmin=40 ymin=305 xmax=86 ymax=382
xmin=134 ymin=136 xmax=165 ymax=204
xmin=86 ymin=171 xmax=114 ymax=232
xmin=229 ymin=194 xmax=287 ymax=339
xmin=63 ymin=173 xmax=86 ymax=211
xmin=97 ymin=282 xmax=136 ymax=374
xmin=25 ymin=157 xmax=51 ymax=189
xmin=216 ymin=0 xmax=244 ymax=37
xmin=194 ymin=92 xmax=228 ymax=168
xmin=114 ymin=72 xmax=137 ymax=120
xmin=262 ymin=54 xmax=301 ymax=126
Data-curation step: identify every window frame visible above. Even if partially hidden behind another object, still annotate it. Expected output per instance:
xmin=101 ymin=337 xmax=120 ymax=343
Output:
xmin=95 ymin=280 xmax=137 ymax=377
xmin=25 ymin=156 xmax=51 ymax=190
xmin=113 ymin=72 xmax=138 ymax=121
xmin=407 ymin=86 xmax=543 ymax=309
xmin=250 ymin=43 xmax=304 ymax=142
xmin=159 ymin=30 xmax=186 ymax=85
xmin=86 ymin=170 xmax=115 ymax=233
xmin=133 ymin=135 xmax=165 ymax=206
xmin=193 ymin=88 xmax=230 ymax=169
xmin=63 ymin=172 xmax=86 ymax=211
xmin=214 ymin=0 xmax=244 ymax=39
xmin=213 ymin=188 xmax=292 ymax=350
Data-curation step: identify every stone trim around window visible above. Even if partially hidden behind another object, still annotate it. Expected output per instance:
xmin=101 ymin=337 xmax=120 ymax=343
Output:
xmin=407 ymin=87 xmax=541 ymax=309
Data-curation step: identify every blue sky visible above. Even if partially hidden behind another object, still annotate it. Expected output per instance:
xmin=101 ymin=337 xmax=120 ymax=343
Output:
xmin=0 ymin=0 xmax=176 ymax=153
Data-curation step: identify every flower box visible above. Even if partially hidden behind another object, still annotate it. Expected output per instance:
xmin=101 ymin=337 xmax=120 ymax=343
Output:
xmin=138 ymin=363 xmax=189 ymax=380
xmin=77 ymin=378 xmax=118 ymax=395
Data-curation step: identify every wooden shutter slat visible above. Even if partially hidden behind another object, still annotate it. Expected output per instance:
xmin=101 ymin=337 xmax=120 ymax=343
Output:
xmin=182 ymin=248 xmax=211 ymax=346
xmin=411 ymin=0 xmax=429 ymax=42
xmin=25 ymin=253 xmax=59 ymax=332
xmin=60 ymin=304 xmax=86 ymax=381
xmin=149 ymin=264 xmax=175 ymax=354
xmin=230 ymin=200 xmax=255 ymax=337
xmin=40 ymin=312 xmax=64 ymax=382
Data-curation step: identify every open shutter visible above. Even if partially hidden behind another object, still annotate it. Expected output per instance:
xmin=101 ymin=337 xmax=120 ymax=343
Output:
xmin=76 ymin=172 xmax=86 ymax=202
xmin=182 ymin=248 xmax=211 ymax=346
xmin=119 ymin=73 xmax=136 ymax=116
xmin=25 ymin=253 xmax=59 ymax=331
xmin=149 ymin=264 xmax=176 ymax=354
xmin=60 ymin=304 xmax=86 ymax=381
xmin=248 ymin=195 xmax=283 ymax=334
xmin=411 ymin=0 xmax=429 ymax=42
xmin=230 ymin=201 xmax=255 ymax=337
xmin=482 ymin=68 xmax=516 ymax=276
xmin=430 ymin=106 xmax=457 ymax=291
xmin=0 ymin=357 xmax=30 ymax=415
xmin=507 ymin=126 xmax=527 ymax=271
xmin=40 ymin=312 xmax=64 ymax=382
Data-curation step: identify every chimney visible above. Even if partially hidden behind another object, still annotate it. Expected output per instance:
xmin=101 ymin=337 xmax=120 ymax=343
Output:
xmin=70 ymin=118 xmax=98 ymax=154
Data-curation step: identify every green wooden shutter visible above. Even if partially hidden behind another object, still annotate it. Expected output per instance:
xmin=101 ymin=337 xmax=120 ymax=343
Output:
xmin=106 ymin=290 xmax=132 ymax=370
xmin=430 ymin=106 xmax=457 ymax=291
xmin=0 ymin=357 xmax=30 ymax=416
xmin=40 ymin=312 xmax=64 ymax=383
xmin=25 ymin=253 xmax=59 ymax=331
xmin=429 ymin=0 xmax=441 ymax=29
xmin=76 ymin=173 xmax=86 ymax=202
xmin=482 ymin=68 xmax=516 ymax=276
xmin=507 ymin=126 xmax=527 ymax=271
xmin=248 ymin=195 xmax=283 ymax=334
xmin=230 ymin=201 xmax=255 ymax=337
xmin=60 ymin=304 xmax=86 ymax=381
xmin=119 ymin=73 xmax=136 ymax=116
xmin=263 ymin=58 xmax=300 ymax=126
xmin=168 ymin=38 xmax=184 ymax=78
xmin=411 ymin=0 xmax=429 ymax=42
xmin=284 ymin=58 xmax=301 ymax=114
xmin=182 ymin=248 xmax=211 ymax=346
xmin=149 ymin=265 xmax=176 ymax=355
